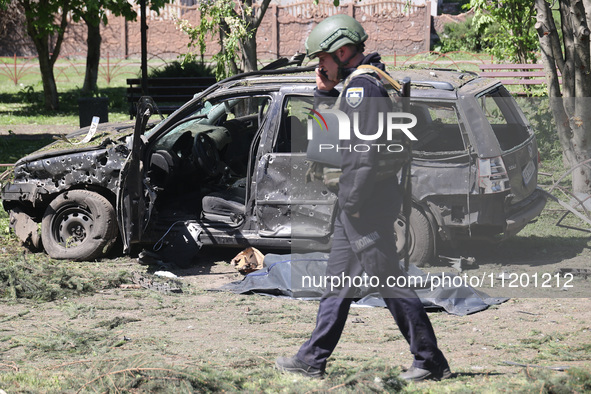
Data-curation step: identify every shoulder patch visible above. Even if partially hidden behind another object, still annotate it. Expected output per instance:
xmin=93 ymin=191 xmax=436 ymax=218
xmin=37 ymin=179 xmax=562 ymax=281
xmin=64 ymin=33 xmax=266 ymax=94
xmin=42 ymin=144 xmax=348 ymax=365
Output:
xmin=345 ymin=87 xmax=364 ymax=108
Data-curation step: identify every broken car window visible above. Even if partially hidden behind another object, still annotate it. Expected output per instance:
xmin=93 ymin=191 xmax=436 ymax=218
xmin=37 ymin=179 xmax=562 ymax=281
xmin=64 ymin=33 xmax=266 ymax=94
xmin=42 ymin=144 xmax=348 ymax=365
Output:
xmin=478 ymin=88 xmax=530 ymax=152
xmin=276 ymin=96 xmax=313 ymax=153
xmin=411 ymin=101 xmax=466 ymax=153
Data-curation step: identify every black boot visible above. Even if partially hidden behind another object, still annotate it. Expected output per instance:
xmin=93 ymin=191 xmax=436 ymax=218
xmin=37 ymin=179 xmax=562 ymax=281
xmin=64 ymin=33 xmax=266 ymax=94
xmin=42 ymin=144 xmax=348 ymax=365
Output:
xmin=275 ymin=356 xmax=325 ymax=378
xmin=400 ymin=366 xmax=453 ymax=382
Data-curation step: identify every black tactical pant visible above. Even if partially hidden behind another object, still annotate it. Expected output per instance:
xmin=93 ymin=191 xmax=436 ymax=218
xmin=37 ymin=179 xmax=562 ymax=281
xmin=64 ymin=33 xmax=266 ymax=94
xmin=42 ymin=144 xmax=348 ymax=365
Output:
xmin=296 ymin=181 xmax=449 ymax=373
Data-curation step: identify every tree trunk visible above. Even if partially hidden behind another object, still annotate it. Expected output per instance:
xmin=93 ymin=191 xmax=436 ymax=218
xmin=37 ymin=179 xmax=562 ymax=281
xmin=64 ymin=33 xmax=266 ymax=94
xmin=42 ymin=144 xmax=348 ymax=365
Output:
xmin=35 ymin=39 xmax=59 ymax=110
xmin=220 ymin=20 xmax=239 ymax=75
xmin=535 ymin=0 xmax=591 ymax=194
xmin=571 ymin=99 xmax=591 ymax=192
xmin=241 ymin=34 xmax=258 ymax=72
xmin=21 ymin=0 xmax=68 ymax=111
xmin=239 ymin=0 xmax=271 ymax=73
xmin=26 ymin=18 xmax=59 ymax=110
xmin=82 ymin=18 xmax=101 ymax=95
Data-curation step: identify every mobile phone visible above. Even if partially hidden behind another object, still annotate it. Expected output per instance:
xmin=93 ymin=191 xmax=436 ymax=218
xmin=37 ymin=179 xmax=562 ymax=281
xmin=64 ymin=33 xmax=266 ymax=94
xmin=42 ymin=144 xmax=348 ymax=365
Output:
xmin=319 ymin=68 xmax=328 ymax=79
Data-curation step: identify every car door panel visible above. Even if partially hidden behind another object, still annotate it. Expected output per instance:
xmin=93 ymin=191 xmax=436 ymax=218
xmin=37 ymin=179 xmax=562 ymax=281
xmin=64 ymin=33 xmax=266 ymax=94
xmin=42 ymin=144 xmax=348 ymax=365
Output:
xmin=255 ymin=153 xmax=337 ymax=238
xmin=117 ymin=99 xmax=154 ymax=252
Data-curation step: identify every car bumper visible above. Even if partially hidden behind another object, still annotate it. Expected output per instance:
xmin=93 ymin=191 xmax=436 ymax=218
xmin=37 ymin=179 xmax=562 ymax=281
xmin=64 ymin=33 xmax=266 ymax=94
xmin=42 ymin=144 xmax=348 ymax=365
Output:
xmin=1 ymin=182 xmax=39 ymax=205
xmin=504 ymin=187 xmax=547 ymax=238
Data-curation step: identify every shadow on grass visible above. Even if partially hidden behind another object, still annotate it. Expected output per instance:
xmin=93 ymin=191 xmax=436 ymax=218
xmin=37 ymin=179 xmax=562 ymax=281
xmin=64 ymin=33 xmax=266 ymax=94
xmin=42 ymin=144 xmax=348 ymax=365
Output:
xmin=142 ymin=248 xmax=238 ymax=278
xmin=439 ymin=234 xmax=590 ymax=268
xmin=0 ymin=133 xmax=56 ymax=164
xmin=451 ymin=371 xmax=504 ymax=378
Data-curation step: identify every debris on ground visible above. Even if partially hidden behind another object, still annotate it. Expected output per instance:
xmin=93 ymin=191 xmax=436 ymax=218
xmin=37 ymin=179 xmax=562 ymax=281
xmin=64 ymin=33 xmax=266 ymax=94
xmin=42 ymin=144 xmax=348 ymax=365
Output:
xmin=154 ymin=271 xmax=178 ymax=279
xmin=131 ymin=271 xmax=183 ymax=294
xmin=439 ymin=255 xmax=476 ymax=272
xmin=231 ymin=247 xmax=264 ymax=274
xmin=556 ymin=268 xmax=591 ymax=279
xmin=502 ymin=361 xmax=570 ymax=371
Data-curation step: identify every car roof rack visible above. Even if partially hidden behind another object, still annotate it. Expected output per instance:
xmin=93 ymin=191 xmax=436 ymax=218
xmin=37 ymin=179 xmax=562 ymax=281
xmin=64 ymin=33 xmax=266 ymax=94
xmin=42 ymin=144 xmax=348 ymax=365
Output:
xmin=193 ymin=64 xmax=314 ymax=100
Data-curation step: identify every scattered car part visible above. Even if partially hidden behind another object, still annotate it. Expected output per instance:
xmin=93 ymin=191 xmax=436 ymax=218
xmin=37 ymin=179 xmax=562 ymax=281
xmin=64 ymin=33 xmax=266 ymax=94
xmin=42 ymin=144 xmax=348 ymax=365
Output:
xmin=541 ymin=158 xmax=591 ymax=232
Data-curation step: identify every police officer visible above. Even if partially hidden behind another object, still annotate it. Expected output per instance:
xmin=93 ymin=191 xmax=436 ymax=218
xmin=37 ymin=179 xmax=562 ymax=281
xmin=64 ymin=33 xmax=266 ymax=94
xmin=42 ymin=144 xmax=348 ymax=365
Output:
xmin=275 ymin=14 xmax=451 ymax=382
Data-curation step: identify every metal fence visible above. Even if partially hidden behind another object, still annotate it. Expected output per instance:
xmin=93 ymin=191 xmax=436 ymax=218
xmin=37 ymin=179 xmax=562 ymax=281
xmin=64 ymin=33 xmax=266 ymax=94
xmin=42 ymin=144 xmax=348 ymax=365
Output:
xmin=0 ymin=51 xmax=498 ymax=87
xmin=0 ymin=53 xmax=176 ymax=87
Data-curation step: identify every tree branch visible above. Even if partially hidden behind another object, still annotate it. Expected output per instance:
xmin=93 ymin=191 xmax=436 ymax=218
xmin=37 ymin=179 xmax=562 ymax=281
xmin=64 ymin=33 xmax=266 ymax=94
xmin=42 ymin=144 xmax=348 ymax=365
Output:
xmin=535 ymin=0 xmax=562 ymax=97
xmin=571 ymin=0 xmax=591 ymax=97
xmin=252 ymin=0 xmax=271 ymax=29
xmin=560 ymin=0 xmax=576 ymax=97
xmin=49 ymin=2 xmax=69 ymax=67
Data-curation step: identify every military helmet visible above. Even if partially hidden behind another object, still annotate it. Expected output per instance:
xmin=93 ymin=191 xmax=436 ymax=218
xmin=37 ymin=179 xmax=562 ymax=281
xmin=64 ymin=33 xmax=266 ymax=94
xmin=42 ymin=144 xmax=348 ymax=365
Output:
xmin=305 ymin=14 xmax=368 ymax=58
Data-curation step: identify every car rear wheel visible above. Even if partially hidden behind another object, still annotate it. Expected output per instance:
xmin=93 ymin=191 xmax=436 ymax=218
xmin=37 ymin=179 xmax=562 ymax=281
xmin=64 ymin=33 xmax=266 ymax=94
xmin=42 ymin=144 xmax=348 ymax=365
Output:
xmin=41 ymin=190 xmax=117 ymax=261
xmin=394 ymin=206 xmax=434 ymax=267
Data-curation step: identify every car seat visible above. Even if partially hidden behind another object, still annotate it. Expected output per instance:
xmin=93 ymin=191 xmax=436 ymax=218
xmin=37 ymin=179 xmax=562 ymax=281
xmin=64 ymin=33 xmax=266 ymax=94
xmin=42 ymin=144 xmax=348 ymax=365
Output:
xmin=201 ymin=178 xmax=247 ymax=224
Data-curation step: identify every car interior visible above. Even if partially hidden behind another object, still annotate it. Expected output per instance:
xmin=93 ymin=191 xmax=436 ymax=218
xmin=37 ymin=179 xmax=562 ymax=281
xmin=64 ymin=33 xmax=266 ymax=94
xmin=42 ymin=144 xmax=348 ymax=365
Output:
xmin=142 ymin=93 xmax=492 ymax=233
xmin=478 ymin=89 xmax=531 ymax=152
xmin=146 ymin=95 xmax=271 ymax=226
xmin=410 ymin=101 xmax=468 ymax=154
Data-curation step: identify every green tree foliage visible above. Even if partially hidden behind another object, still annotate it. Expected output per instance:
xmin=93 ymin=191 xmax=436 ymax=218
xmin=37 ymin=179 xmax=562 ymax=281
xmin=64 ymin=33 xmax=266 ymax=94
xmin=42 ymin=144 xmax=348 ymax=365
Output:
xmin=0 ymin=0 xmax=71 ymax=110
xmin=437 ymin=16 xmax=492 ymax=52
xmin=0 ymin=0 xmax=170 ymax=109
xmin=469 ymin=0 xmax=538 ymax=63
xmin=178 ymin=0 xmax=271 ymax=80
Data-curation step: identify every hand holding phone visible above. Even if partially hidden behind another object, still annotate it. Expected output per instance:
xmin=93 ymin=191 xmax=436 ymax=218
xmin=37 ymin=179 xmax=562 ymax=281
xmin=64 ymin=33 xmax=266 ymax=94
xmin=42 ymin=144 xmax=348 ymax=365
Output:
xmin=316 ymin=67 xmax=336 ymax=91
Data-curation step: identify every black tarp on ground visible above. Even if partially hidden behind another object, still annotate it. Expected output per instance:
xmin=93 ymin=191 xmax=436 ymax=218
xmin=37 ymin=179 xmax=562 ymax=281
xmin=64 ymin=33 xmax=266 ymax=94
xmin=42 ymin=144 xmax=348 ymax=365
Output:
xmin=219 ymin=252 xmax=508 ymax=316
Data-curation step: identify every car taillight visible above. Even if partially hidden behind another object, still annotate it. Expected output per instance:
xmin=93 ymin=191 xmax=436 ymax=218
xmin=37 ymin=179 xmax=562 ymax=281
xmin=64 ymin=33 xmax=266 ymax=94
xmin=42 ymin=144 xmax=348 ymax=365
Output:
xmin=478 ymin=157 xmax=510 ymax=194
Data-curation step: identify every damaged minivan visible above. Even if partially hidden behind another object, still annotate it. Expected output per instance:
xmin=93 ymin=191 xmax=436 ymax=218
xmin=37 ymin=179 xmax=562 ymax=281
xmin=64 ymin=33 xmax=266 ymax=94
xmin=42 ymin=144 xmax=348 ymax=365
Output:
xmin=1 ymin=67 xmax=546 ymax=266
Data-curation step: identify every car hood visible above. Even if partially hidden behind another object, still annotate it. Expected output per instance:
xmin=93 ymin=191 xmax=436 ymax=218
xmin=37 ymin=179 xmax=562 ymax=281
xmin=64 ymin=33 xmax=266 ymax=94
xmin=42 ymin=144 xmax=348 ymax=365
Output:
xmin=14 ymin=121 xmax=138 ymax=165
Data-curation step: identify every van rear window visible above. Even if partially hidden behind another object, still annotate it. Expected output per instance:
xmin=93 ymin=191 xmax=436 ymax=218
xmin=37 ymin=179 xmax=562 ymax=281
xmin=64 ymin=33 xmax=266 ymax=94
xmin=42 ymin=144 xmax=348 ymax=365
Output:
xmin=478 ymin=87 xmax=530 ymax=151
xmin=411 ymin=101 xmax=467 ymax=154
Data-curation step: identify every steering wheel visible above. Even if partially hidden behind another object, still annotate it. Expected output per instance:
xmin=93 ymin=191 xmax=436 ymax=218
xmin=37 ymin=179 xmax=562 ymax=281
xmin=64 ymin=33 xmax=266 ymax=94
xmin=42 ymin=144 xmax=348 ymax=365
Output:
xmin=192 ymin=133 xmax=221 ymax=177
xmin=170 ymin=131 xmax=193 ymax=158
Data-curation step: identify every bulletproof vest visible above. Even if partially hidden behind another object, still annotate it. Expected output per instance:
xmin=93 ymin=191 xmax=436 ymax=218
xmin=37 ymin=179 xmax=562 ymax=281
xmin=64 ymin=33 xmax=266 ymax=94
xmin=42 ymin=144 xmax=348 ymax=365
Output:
xmin=337 ymin=66 xmax=412 ymax=180
xmin=306 ymin=65 xmax=412 ymax=189
xmin=337 ymin=65 xmax=403 ymax=107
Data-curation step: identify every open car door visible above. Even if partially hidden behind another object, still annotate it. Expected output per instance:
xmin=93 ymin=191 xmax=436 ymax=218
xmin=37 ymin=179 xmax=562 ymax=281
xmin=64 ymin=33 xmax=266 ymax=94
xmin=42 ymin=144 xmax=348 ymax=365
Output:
xmin=254 ymin=99 xmax=338 ymax=240
xmin=117 ymin=98 xmax=155 ymax=253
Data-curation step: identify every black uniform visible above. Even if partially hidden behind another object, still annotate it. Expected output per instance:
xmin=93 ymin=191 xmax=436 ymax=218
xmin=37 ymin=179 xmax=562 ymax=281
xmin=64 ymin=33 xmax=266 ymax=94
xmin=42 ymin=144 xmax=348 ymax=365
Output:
xmin=296 ymin=53 xmax=449 ymax=374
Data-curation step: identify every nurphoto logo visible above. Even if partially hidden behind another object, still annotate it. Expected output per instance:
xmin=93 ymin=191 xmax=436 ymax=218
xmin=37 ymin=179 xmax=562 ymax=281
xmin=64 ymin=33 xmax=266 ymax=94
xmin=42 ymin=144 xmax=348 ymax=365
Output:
xmin=306 ymin=108 xmax=418 ymax=153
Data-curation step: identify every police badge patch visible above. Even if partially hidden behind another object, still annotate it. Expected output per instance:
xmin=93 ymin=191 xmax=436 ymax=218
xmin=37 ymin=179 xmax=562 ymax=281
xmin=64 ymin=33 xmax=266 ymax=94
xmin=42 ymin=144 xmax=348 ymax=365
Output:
xmin=345 ymin=87 xmax=364 ymax=108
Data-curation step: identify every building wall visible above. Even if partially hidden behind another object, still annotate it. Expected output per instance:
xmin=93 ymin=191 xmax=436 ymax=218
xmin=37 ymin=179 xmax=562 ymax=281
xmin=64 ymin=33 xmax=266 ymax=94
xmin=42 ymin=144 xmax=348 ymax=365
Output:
xmin=1 ymin=0 xmax=431 ymax=60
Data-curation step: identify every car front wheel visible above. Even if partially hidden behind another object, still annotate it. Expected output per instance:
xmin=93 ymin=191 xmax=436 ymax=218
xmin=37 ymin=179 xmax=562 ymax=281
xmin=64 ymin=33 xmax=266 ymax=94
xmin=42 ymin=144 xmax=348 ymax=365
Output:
xmin=41 ymin=190 xmax=118 ymax=261
xmin=394 ymin=206 xmax=435 ymax=267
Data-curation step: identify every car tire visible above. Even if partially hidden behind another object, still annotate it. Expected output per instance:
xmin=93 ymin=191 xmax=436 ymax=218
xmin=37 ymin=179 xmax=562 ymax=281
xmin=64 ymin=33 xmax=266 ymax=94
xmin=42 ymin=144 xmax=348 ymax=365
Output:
xmin=41 ymin=190 xmax=118 ymax=261
xmin=394 ymin=206 xmax=434 ymax=267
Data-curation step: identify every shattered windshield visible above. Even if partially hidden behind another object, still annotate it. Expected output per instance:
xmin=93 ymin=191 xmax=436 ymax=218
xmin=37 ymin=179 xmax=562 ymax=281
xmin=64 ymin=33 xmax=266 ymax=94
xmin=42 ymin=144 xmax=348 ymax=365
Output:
xmin=145 ymin=100 xmax=218 ymax=138
xmin=144 ymin=98 xmax=255 ymax=140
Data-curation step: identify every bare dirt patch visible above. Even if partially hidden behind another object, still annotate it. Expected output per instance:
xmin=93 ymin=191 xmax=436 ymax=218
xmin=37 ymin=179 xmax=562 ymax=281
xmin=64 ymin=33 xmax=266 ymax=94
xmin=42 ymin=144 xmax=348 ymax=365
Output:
xmin=1 ymin=240 xmax=590 ymax=392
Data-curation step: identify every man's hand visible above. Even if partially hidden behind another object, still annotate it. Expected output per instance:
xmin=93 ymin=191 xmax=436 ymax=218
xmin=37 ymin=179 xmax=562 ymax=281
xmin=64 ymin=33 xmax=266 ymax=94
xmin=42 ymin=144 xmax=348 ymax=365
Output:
xmin=316 ymin=67 xmax=338 ymax=91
